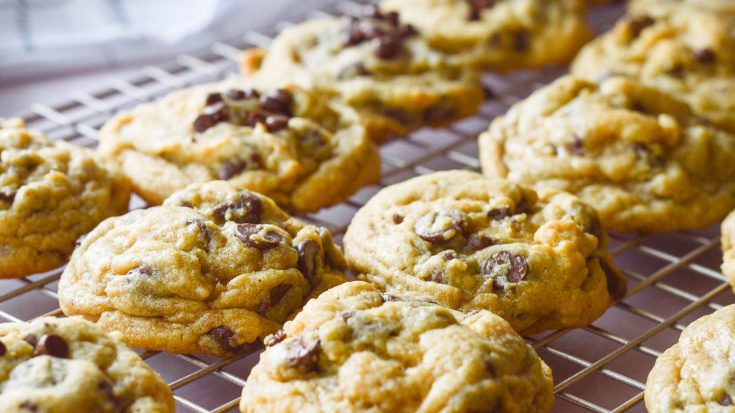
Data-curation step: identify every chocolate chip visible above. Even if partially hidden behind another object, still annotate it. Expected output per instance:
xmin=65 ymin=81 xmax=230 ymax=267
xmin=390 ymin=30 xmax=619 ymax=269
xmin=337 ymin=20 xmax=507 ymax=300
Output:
xmin=464 ymin=234 xmax=495 ymax=253
xmin=265 ymin=115 xmax=289 ymax=132
xmin=24 ymin=335 xmax=37 ymax=348
xmin=467 ymin=0 xmax=498 ymax=21
xmin=226 ymin=88 xmax=259 ymax=101
xmin=423 ymin=105 xmax=457 ymax=123
xmin=190 ymin=220 xmax=211 ymax=252
xmin=627 ymin=15 xmax=654 ymax=38
xmin=193 ymin=114 xmax=217 ymax=133
xmin=397 ymin=23 xmax=417 ymax=38
xmin=488 ymin=207 xmax=511 ymax=220
xmin=600 ymin=259 xmax=626 ymax=302
xmin=205 ymin=92 xmax=223 ymax=105
xmin=0 ymin=340 xmax=6 ymax=356
xmin=219 ymin=158 xmax=248 ymax=180
xmin=392 ymin=214 xmax=404 ymax=224
xmin=244 ymin=110 xmax=268 ymax=128
xmin=285 ymin=338 xmax=321 ymax=372
xmin=568 ymin=135 xmax=585 ymax=155
xmin=482 ymin=251 xmax=529 ymax=290
xmin=415 ymin=210 xmax=465 ymax=244
xmin=207 ymin=326 xmax=246 ymax=353
xmin=297 ymin=240 xmax=321 ymax=284
xmin=373 ymin=35 xmax=401 ymax=59
xmin=33 ymin=334 xmax=69 ymax=358
xmin=259 ymin=283 xmax=292 ymax=316
xmin=692 ymin=48 xmax=716 ymax=65
xmin=19 ymin=401 xmax=39 ymax=412
xmin=193 ymin=102 xmax=229 ymax=133
xmin=0 ymin=190 xmax=16 ymax=205
xmin=514 ymin=197 xmax=532 ymax=215
xmin=236 ymin=223 xmax=282 ymax=250
xmin=213 ymin=193 xmax=262 ymax=224
xmin=260 ymin=89 xmax=293 ymax=116
xmin=265 ymin=329 xmax=287 ymax=347
xmin=720 ymin=395 xmax=733 ymax=406
xmin=512 ymin=30 xmax=529 ymax=52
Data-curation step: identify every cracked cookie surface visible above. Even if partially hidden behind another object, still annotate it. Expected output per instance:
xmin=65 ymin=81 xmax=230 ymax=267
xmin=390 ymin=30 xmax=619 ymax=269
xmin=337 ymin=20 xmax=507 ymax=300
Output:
xmin=58 ymin=181 xmax=346 ymax=357
xmin=382 ymin=0 xmax=593 ymax=71
xmin=572 ymin=4 xmax=735 ymax=133
xmin=343 ymin=170 xmax=625 ymax=335
xmin=0 ymin=316 xmax=173 ymax=413
xmin=240 ymin=281 xmax=554 ymax=413
xmin=646 ymin=304 xmax=735 ymax=412
xmin=239 ymin=7 xmax=484 ymax=141
xmin=99 ymin=81 xmax=379 ymax=212
xmin=479 ymin=76 xmax=735 ymax=234
xmin=0 ymin=118 xmax=131 ymax=278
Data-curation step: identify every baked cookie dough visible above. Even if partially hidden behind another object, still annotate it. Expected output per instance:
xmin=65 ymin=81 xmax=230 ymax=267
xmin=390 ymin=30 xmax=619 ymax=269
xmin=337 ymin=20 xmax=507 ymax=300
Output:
xmin=58 ymin=181 xmax=346 ymax=357
xmin=99 ymin=81 xmax=380 ymax=211
xmin=479 ymin=76 xmax=735 ymax=234
xmin=343 ymin=170 xmax=625 ymax=335
xmin=240 ymin=281 xmax=554 ymax=413
xmin=0 ymin=118 xmax=131 ymax=278
xmin=720 ymin=210 xmax=735 ymax=292
xmin=381 ymin=0 xmax=593 ymax=70
xmin=571 ymin=5 xmax=735 ymax=133
xmin=239 ymin=7 xmax=484 ymax=140
xmin=646 ymin=304 xmax=735 ymax=412
xmin=0 ymin=316 xmax=173 ymax=413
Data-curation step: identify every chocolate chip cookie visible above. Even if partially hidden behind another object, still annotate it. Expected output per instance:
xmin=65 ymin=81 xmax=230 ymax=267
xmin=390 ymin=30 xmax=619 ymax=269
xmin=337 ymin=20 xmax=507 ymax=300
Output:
xmin=480 ymin=76 xmax=735 ymax=234
xmin=720 ymin=210 xmax=735 ymax=292
xmin=0 ymin=118 xmax=131 ymax=278
xmin=571 ymin=5 xmax=735 ymax=134
xmin=343 ymin=170 xmax=625 ymax=335
xmin=240 ymin=281 xmax=554 ymax=413
xmin=239 ymin=6 xmax=484 ymax=141
xmin=646 ymin=304 xmax=735 ymax=412
xmin=0 ymin=316 xmax=173 ymax=413
xmin=58 ymin=181 xmax=346 ymax=356
xmin=99 ymin=81 xmax=380 ymax=212
xmin=381 ymin=0 xmax=593 ymax=71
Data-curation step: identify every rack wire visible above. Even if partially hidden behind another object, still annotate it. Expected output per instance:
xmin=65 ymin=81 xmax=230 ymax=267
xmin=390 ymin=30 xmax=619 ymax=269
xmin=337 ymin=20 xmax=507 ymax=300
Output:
xmin=2 ymin=1 xmax=730 ymax=412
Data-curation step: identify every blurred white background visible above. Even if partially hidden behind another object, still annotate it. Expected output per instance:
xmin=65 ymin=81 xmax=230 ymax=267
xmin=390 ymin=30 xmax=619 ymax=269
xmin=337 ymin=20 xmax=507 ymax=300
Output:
xmin=0 ymin=0 xmax=333 ymax=116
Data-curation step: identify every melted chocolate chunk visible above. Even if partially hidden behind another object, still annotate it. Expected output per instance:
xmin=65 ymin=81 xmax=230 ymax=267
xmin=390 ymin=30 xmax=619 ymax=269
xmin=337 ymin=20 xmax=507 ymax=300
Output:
xmin=226 ymin=88 xmax=259 ymax=101
xmin=440 ymin=250 xmax=457 ymax=261
xmin=265 ymin=329 xmax=287 ymax=347
xmin=213 ymin=193 xmax=262 ymax=224
xmin=207 ymin=326 xmax=247 ymax=353
xmin=373 ymin=35 xmax=401 ymax=59
xmin=265 ymin=115 xmax=289 ymax=132
xmin=219 ymin=159 xmax=248 ymax=180
xmin=0 ymin=340 xmax=6 ymax=356
xmin=205 ymin=92 xmax=223 ymax=105
xmin=692 ymin=48 xmax=716 ymax=65
xmin=260 ymin=89 xmax=293 ymax=116
xmin=482 ymin=251 xmax=529 ymax=290
xmin=392 ymin=214 xmax=404 ymax=224
xmin=343 ymin=6 xmax=415 ymax=59
xmin=236 ymin=223 xmax=282 ymax=250
xmin=259 ymin=283 xmax=292 ymax=316
xmin=285 ymin=338 xmax=321 ymax=372
xmin=33 ymin=334 xmax=69 ymax=358
xmin=244 ymin=110 xmax=268 ymax=128
xmin=626 ymin=15 xmax=655 ymax=38
xmin=0 ymin=190 xmax=16 ymax=205
xmin=488 ymin=207 xmax=511 ymax=220
xmin=467 ymin=0 xmax=498 ymax=21
xmin=19 ymin=401 xmax=39 ymax=412
xmin=464 ymin=234 xmax=495 ymax=253
xmin=514 ymin=197 xmax=532 ymax=215
xmin=600 ymin=259 xmax=626 ymax=301
xmin=189 ymin=220 xmax=211 ymax=252
xmin=193 ymin=102 xmax=229 ymax=133
xmin=415 ymin=210 xmax=466 ymax=244
xmin=297 ymin=240 xmax=321 ymax=284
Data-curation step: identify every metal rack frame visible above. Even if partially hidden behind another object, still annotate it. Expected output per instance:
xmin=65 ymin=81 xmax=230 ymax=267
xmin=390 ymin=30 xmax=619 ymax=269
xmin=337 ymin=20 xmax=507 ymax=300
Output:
xmin=2 ymin=1 xmax=731 ymax=412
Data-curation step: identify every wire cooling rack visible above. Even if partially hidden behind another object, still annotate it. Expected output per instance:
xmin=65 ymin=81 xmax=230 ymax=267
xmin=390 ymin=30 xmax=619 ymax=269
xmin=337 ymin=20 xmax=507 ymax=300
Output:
xmin=3 ymin=1 xmax=731 ymax=412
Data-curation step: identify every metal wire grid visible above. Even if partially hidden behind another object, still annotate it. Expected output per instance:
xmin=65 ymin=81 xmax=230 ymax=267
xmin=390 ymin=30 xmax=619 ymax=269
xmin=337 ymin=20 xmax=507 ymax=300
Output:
xmin=1 ymin=1 xmax=730 ymax=412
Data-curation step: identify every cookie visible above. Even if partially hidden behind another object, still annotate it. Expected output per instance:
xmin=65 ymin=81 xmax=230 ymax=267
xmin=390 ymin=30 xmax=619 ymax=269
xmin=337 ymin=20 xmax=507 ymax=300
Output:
xmin=720 ymin=210 xmax=735 ymax=292
xmin=58 ymin=181 xmax=346 ymax=357
xmin=239 ymin=6 xmax=484 ymax=141
xmin=99 ymin=81 xmax=380 ymax=212
xmin=343 ymin=170 xmax=625 ymax=335
xmin=240 ymin=281 xmax=554 ymax=413
xmin=0 ymin=316 xmax=173 ymax=413
xmin=571 ymin=5 xmax=735 ymax=134
xmin=645 ymin=304 xmax=735 ymax=412
xmin=479 ymin=76 xmax=735 ymax=234
xmin=630 ymin=0 xmax=735 ymax=21
xmin=0 ymin=118 xmax=131 ymax=278
xmin=381 ymin=0 xmax=593 ymax=70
